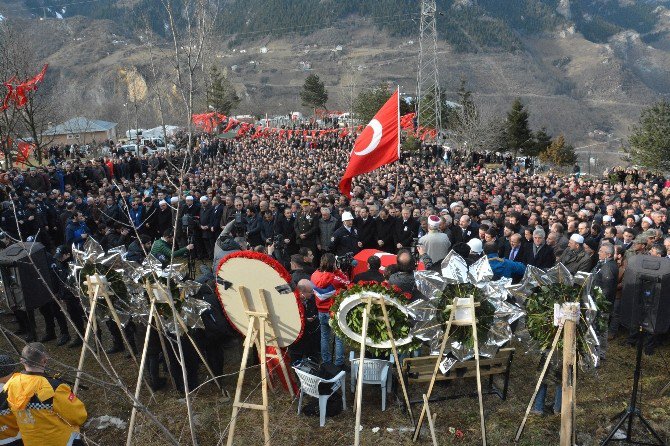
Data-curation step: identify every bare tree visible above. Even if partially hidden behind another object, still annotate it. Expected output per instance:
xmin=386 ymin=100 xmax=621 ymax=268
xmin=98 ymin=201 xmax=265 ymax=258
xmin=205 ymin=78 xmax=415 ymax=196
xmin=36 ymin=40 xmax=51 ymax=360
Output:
xmin=0 ymin=22 xmax=59 ymax=165
xmin=449 ymin=96 xmax=505 ymax=153
xmin=161 ymin=0 xmax=220 ymax=155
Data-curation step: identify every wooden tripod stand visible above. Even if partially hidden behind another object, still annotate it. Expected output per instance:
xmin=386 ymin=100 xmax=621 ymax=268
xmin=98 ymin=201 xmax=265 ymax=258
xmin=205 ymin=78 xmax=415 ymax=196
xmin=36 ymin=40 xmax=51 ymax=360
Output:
xmin=226 ymin=286 xmax=294 ymax=446
xmin=126 ymin=280 xmax=227 ymax=446
xmin=351 ymin=294 xmax=415 ymax=446
xmin=74 ymin=274 xmax=145 ymax=393
xmin=514 ymin=302 xmax=579 ymax=446
xmin=413 ymin=296 xmax=487 ymax=446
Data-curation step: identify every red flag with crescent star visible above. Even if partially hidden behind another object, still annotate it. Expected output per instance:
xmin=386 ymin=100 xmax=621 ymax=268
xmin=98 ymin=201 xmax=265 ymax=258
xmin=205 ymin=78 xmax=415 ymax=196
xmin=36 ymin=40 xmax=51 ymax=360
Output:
xmin=339 ymin=89 xmax=399 ymax=196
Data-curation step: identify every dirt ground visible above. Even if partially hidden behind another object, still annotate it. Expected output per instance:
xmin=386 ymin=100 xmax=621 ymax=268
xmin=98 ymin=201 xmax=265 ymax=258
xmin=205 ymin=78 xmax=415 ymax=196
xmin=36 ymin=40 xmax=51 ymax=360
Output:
xmin=1 ymin=310 xmax=669 ymax=446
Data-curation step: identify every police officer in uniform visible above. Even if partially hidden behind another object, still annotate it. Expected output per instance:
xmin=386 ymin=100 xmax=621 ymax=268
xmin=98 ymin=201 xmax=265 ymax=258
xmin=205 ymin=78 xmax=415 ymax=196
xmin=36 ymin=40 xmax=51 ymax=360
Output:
xmin=329 ymin=211 xmax=362 ymax=256
xmin=294 ymin=199 xmax=319 ymax=262
xmin=49 ymin=245 xmax=85 ymax=348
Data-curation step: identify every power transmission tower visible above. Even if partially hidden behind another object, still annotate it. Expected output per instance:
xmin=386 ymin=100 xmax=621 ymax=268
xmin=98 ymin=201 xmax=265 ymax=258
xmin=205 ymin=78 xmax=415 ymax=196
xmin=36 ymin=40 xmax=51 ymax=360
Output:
xmin=416 ymin=0 xmax=442 ymax=134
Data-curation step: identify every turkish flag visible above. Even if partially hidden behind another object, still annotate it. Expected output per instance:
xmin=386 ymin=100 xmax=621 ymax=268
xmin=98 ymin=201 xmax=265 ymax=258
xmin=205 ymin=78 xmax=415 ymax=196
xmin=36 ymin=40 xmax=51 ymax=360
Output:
xmin=339 ymin=89 xmax=399 ymax=196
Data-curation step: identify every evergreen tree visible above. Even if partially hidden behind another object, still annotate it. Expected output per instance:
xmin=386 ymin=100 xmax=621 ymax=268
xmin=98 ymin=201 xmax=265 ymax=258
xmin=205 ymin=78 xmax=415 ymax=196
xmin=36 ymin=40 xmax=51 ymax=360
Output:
xmin=629 ymin=100 xmax=670 ymax=171
xmin=540 ymin=134 xmax=577 ymax=167
xmin=207 ymin=66 xmax=240 ymax=115
xmin=529 ymin=127 xmax=552 ymax=158
xmin=505 ymin=98 xmax=533 ymax=157
xmin=300 ymin=73 xmax=328 ymax=112
xmin=353 ymin=84 xmax=392 ymax=125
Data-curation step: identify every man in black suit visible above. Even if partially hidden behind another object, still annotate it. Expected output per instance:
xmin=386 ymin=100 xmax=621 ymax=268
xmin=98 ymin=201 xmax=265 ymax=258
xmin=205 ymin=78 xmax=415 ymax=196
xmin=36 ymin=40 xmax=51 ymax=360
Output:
xmin=503 ymin=233 xmax=526 ymax=263
xmin=199 ymin=196 xmax=216 ymax=260
xmin=522 ymin=228 xmax=555 ymax=270
xmin=393 ymin=207 xmax=419 ymax=251
xmin=453 ymin=214 xmax=477 ymax=245
xmin=375 ymin=208 xmax=395 ymax=251
xmin=355 ymin=206 xmax=376 ymax=249
xmin=352 ymin=255 xmax=384 ymax=283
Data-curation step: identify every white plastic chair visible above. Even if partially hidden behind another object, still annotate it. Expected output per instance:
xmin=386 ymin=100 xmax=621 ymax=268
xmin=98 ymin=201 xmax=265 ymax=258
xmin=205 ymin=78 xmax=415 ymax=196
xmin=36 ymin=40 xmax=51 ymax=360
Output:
xmin=293 ymin=367 xmax=347 ymax=427
xmin=349 ymin=351 xmax=393 ymax=411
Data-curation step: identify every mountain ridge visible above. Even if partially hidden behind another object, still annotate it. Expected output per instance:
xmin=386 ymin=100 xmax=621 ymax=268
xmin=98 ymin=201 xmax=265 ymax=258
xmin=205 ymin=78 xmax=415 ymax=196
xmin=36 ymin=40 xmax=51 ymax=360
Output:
xmin=1 ymin=0 xmax=670 ymax=160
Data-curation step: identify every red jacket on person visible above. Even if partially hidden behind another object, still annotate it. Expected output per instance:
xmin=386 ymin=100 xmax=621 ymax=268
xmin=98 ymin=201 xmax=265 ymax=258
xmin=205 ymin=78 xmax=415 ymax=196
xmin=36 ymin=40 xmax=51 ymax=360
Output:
xmin=311 ymin=269 xmax=349 ymax=313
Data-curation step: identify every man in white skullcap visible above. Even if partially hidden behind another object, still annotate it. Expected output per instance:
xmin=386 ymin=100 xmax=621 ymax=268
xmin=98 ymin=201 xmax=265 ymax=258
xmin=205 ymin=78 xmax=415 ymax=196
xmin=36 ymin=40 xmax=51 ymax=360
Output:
xmin=418 ymin=215 xmax=451 ymax=265
xmin=559 ymin=233 xmax=593 ymax=275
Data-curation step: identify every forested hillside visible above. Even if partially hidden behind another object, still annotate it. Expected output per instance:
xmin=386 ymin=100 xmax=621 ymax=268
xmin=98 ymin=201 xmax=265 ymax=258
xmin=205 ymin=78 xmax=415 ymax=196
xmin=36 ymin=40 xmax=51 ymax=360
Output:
xmin=17 ymin=0 xmax=667 ymax=51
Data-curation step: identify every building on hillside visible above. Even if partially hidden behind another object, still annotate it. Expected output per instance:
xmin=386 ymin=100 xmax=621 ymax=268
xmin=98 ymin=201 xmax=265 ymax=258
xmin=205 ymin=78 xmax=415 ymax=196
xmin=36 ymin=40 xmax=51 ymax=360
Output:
xmin=43 ymin=117 xmax=117 ymax=146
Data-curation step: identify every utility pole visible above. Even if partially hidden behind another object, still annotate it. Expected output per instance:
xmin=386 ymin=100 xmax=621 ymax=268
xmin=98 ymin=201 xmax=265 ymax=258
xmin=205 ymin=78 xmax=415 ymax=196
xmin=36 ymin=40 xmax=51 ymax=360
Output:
xmin=416 ymin=0 xmax=442 ymax=135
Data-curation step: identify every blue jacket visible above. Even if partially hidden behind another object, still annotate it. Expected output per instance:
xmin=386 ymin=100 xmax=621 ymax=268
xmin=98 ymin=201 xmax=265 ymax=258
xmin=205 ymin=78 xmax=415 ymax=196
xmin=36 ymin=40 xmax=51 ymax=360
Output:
xmin=65 ymin=220 xmax=90 ymax=248
xmin=486 ymin=253 xmax=525 ymax=280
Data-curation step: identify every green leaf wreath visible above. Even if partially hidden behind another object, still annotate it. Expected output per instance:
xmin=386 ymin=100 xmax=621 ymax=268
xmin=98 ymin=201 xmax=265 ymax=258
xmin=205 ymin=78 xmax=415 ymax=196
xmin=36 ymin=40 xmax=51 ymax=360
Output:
xmin=436 ymin=283 xmax=496 ymax=349
xmin=525 ymin=283 xmax=610 ymax=354
xmin=145 ymin=277 xmax=183 ymax=318
xmin=330 ymin=282 xmax=421 ymax=356
xmin=78 ymin=263 xmax=129 ymax=304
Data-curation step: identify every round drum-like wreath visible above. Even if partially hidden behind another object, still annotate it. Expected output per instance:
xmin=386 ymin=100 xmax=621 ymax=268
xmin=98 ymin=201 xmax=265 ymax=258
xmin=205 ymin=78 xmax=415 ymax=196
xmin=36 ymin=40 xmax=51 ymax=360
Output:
xmin=215 ymin=251 xmax=304 ymax=348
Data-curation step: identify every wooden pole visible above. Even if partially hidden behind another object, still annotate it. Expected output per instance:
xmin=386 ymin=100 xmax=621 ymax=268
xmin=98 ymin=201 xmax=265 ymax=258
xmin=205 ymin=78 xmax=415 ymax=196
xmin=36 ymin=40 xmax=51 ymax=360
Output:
xmin=100 ymin=289 xmax=138 ymax=364
xmin=353 ymin=297 xmax=372 ymax=446
xmin=422 ymin=394 xmax=438 ymax=446
xmin=153 ymin=314 xmax=177 ymax=390
xmin=74 ymin=281 xmax=100 ymax=393
xmin=95 ymin=274 xmax=155 ymax=397
xmin=560 ymin=302 xmax=579 ymax=446
xmin=514 ymin=324 xmax=565 ymax=443
xmin=226 ymin=317 xmax=256 ymax=446
xmin=226 ymin=287 xmax=275 ymax=446
xmin=379 ymin=297 xmax=414 ymax=424
xmin=126 ymin=299 xmax=156 ymax=446
xmin=413 ymin=304 xmax=456 ymax=442
xmin=470 ymin=297 xmax=487 ymax=446
xmin=258 ymin=314 xmax=271 ymax=445
xmin=172 ymin=307 xmax=199 ymax=446
xmin=258 ymin=288 xmax=294 ymax=397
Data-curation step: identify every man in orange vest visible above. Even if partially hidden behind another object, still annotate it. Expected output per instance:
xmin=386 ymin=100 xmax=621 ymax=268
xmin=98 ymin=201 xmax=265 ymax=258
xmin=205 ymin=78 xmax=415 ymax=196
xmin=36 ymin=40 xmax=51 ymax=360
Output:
xmin=3 ymin=343 xmax=87 ymax=446
xmin=0 ymin=354 xmax=21 ymax=445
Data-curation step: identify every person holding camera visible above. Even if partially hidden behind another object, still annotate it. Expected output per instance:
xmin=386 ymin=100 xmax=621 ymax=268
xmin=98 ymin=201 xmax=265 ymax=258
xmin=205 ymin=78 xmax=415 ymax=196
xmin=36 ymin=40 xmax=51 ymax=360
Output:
xmin=151 ymin=229 xmax=194 ymax=267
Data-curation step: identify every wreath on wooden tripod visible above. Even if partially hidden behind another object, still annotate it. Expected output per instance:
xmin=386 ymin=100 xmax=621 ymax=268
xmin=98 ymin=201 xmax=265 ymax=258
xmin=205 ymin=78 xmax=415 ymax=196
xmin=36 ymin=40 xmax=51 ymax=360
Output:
xmin=78 ymin=264 xmax=130 ymax=320
xmin=145 ymin=277 xmax=183 ymax=319
xmin=330 ymin=282 xmax=421 ymax=356
xmin=435 ymin=283 xmax=496 ymax=349
xmin=525 ymin=283 xmax=608 ymax=356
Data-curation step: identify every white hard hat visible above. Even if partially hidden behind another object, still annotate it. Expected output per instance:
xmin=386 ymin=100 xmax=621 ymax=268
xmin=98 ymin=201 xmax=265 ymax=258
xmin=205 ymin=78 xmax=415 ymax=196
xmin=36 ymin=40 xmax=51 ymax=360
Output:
xmin=467 ymin=238 xmax=483 ymax=254
xmin=341 ymin=211 xmax=354 ymax=222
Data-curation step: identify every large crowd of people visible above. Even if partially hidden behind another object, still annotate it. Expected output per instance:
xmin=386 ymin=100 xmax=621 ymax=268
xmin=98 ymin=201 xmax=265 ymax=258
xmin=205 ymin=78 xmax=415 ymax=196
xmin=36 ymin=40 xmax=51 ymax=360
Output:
xmin=0 ymin=128 xmax=669 ymax=443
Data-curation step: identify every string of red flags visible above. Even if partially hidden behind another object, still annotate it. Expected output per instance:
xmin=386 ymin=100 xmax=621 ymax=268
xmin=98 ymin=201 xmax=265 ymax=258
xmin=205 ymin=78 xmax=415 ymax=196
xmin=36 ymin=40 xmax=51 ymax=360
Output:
xmin=191 ymin=112 xmax=434 ymax=140
xmin=1 ymin=64 xmax=49 ymax=111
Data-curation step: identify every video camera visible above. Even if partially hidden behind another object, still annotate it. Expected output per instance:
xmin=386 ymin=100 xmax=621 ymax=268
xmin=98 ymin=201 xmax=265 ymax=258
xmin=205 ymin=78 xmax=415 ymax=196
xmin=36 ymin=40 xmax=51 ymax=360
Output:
xmin=181 ymin=214 xmax=197 ymax=233
xmin=272 ymin=234 xmax=285 ymax=250
xmin=336 ymin=252 xmax=355 ymax=274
